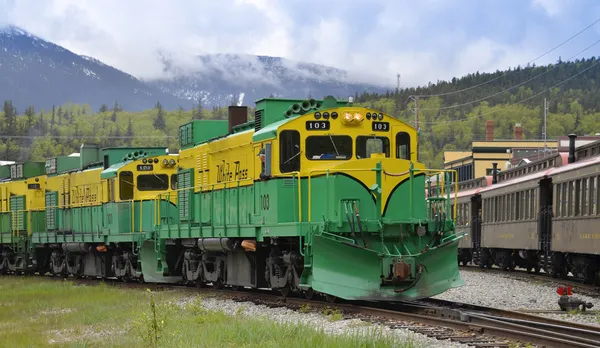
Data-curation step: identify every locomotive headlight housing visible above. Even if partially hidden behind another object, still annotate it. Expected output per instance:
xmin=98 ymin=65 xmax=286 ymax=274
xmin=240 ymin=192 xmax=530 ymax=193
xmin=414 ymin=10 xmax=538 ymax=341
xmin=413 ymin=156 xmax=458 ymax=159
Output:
xmin=354 ymin=113 xmax=363 ymax=122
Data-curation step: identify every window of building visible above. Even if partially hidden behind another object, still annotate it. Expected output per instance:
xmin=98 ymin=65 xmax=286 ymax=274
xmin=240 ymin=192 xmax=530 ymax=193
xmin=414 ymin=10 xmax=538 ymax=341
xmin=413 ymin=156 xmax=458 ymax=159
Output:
xmin=356 ymin=136 xmax=390 ymax=159
xmin=137 ymin=174 xmax=169 ymax=191
xmin=306 ymin=135 xmax=352 ymax=160
xmin=119 ymin=171 xmax=134 ymax=200
xmin=280 ymin=130 xmax=301 ymax=172
xmin=396 ymin=132 xmax=410 ymax=160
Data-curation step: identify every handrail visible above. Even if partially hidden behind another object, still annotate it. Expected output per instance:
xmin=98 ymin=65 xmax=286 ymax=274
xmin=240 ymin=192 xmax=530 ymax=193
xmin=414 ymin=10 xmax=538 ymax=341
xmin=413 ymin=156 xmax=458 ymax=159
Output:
xmin=411 ymin=168 xmax=458 ymax=222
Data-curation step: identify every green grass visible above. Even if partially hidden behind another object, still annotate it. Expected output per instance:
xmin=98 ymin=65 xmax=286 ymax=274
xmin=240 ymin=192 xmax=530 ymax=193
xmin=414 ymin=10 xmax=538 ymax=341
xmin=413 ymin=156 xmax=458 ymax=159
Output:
xmin=0 ymin=277 xmax=422 ymax=348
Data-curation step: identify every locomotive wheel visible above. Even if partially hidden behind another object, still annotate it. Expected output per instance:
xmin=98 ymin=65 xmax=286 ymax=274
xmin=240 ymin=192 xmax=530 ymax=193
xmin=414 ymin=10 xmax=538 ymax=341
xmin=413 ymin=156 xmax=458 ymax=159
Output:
xmin=182 ymin=263 xmax=188 ymax=284
xmin=304 ymin=288 xmax=315 ymax=300
xmin=325 ymin=294 xmax=337 ymax=303
xmin=213 ymin=279 xmax=224 ymax=289
xmin=280 ymin=286 xmax=291 ymax=298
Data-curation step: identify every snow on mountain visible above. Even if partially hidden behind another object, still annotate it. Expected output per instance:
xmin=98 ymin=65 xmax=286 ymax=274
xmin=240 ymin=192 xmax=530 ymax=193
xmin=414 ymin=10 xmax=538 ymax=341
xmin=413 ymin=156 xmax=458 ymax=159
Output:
xmin=0 ymin=26 xmax=389 ymax=112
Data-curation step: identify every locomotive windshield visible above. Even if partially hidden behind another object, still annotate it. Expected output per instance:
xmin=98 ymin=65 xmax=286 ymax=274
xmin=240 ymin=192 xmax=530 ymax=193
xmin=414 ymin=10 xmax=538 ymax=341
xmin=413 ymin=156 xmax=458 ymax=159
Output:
xmin=306 ymin=135 xmax=352 ymax=160
xmin=356 ymin=136 xmax=390 ymax=158
xmin=137 ymin=174 xmax=169 ymax=191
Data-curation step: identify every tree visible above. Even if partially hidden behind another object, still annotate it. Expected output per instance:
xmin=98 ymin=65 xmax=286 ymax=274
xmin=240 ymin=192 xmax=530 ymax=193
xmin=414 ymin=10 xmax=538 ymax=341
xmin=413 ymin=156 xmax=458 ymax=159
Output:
xmin=3 ymin=100 xmax=17 ymax=136
xmin=57 ymin=106 xmax=63 ymax=125
xmin=99 ymin=104 xmax=108 ymax=113
xmin=153 ymin=101 xmax=166 ymax=131
xmin=50 ymin=105 xmax=56 ymax=127
xmin=111 ymin=101 xmax=119 ymax=122
xmin=125 ymin=117 xmax=134 ymax=146
xmin=24 ymin=105 xmax=35 ymax=130
xmin=193 ymin=99 xmax=203 ymax=120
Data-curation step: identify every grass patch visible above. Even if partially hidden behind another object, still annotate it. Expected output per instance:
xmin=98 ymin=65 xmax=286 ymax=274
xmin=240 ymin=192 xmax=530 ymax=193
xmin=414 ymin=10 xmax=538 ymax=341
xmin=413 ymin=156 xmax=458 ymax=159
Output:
xmin=0 ymin=277 xmax=421 ymax=347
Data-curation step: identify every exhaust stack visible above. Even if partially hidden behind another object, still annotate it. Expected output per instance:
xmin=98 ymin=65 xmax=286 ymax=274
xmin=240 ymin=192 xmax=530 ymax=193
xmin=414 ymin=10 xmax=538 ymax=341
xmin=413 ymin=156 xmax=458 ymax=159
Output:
xmin=568 ymin=133 xmax=577 ymax=164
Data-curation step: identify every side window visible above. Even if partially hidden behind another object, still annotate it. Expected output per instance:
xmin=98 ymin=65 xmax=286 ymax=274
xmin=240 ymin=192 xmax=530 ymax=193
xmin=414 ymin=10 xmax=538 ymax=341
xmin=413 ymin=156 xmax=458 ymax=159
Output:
xmin=279 ymin=130 xmax=301 ymax=173
xmin=119 ymin=171 xmax=134 ymax=200
xmin=396 ymin=132 xmax=411 ymax=160
xmin=171 ymin=174 xmax=178 ymax=190
xmin=357 ymin=136 xmax=390 ymax=158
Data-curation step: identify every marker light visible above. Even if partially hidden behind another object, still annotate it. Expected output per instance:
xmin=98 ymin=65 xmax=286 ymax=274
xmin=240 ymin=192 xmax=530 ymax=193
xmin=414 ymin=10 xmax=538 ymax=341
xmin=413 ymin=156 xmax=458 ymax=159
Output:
xmin=169 ymin=159 xmax=176 ymax=166
xmin=378 ymin=113 xmax=384 ymax=120
xmin=314 ymin=112 xmax=321 ymax=119
xmin=163 ymin=159 xmax=168 ymax=166
xmin=331 ymin=112 xmax=338 ymax=119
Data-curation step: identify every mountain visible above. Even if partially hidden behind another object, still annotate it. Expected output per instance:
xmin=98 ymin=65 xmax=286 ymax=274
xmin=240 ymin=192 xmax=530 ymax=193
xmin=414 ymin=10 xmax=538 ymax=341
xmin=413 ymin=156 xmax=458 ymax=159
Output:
xmin=0 ymin=26 xmax=389 ymax=112
xmin=0 ymin=26 xmax=191 ymax=112
xmin=146 ymin=53 xmax=389 ymax=107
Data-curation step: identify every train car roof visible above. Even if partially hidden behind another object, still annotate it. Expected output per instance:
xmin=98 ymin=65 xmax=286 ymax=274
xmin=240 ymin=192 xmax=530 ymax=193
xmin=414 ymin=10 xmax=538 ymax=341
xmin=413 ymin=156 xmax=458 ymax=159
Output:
xmin=456 ymin=155 xmax=600 ymax=197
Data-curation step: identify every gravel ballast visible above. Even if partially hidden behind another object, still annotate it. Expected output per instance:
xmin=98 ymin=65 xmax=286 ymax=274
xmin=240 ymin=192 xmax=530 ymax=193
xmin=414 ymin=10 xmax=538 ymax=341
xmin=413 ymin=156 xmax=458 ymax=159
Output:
xmin=176 ymin=296 xmax=471 ymax=348
xmin=433 ymin=269 xmax=600 ymax=326
xmin=173 ymin=269 xmax=598 ymax=347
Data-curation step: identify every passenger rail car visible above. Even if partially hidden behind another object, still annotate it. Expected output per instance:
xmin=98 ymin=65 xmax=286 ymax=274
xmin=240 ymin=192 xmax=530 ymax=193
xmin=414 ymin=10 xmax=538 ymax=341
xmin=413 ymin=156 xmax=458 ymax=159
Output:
xmin=0 ymin=96 xmax=465 ymax=302
xmin=455 ymin=136 xmax=600 ymax=284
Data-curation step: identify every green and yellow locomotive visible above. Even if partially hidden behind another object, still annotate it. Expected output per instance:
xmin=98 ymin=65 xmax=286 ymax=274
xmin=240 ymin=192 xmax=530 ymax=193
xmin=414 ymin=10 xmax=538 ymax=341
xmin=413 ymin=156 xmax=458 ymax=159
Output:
xmin=0 ymin=96 xmax=464 ymax=302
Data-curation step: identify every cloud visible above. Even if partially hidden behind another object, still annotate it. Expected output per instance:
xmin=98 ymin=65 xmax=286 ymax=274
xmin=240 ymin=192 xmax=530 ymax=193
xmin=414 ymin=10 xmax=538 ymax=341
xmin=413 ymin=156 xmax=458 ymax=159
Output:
xmin=1 ymin=0 xmax=599 ymax=89
xmin=531 ymin=0 xmax=569 ymax=17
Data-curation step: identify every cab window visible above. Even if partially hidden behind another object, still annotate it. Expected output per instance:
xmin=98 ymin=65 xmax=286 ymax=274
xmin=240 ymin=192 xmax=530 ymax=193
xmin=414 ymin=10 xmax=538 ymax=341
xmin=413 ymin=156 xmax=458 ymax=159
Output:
xmin=119 ymin=171 xmax=134 ymax=200
xmin=306 ymin=135 xmax=352 ymax=160
xmin=171 ymin=174 xmax=178 ymax=190
xmin=396 ymin=132 xmax=411 ymax=160
xmin=280 ymin=130 xmax=301 ymax=172
xmin=357 ymin=136 xmax=390 ymax=158
xmin=137 ymin=174 xmax=169 ymax=191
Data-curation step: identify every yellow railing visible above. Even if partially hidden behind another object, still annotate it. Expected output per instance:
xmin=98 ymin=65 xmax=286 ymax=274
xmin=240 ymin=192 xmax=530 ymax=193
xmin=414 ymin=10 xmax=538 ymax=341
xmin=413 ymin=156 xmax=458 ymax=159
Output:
xmin=418 ymin=168 xmax=459 ymax=222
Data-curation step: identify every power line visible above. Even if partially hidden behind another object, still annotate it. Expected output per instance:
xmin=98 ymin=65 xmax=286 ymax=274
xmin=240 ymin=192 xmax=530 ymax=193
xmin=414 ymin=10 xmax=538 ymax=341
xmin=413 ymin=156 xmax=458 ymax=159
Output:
xmin=424 ymin=57 xmax=600 ymax=125
xmin=415 ymin=38 xmax=600 ymax=111
xmin=414 ymin=16 xmax=600 ymax=98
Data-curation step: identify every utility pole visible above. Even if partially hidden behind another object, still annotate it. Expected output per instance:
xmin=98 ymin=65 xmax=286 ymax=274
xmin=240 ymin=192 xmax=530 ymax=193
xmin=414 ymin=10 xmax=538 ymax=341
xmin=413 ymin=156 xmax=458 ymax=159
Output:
xmin=543 ymin=98 xmax=548 ymax=157
xmin=410 ymin=96 xmax=419 ymax=130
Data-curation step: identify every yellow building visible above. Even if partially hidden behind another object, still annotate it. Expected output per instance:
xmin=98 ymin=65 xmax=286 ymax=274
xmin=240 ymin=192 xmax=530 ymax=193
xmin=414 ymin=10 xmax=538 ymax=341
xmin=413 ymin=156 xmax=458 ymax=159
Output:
xmin=444 ymin=121 xmax=558 ymax=181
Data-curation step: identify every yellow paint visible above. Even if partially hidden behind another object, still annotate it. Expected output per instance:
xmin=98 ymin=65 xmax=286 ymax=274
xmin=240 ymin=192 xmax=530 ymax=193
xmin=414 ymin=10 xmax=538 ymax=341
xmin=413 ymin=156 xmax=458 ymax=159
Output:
xmin=178 ymin=106 xmax=453 ymax=220
xmin=498 ymin=233 xmax=515 ymax=239
xmin=115 ymin=155 xmax=180 ymax=204
xmin=472 ymin=140 xmax=556 ymax=148
xmin=444 ymin=151 xmax=471 ymax=164
xmin=580 ymin=233 xmax=600 ymax=239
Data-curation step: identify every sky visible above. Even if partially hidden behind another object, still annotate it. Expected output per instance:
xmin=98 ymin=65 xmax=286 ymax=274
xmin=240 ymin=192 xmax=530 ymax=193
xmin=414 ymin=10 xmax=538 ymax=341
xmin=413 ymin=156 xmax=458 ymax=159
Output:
xmin=1 ymin=0 xmax=600 ymax=88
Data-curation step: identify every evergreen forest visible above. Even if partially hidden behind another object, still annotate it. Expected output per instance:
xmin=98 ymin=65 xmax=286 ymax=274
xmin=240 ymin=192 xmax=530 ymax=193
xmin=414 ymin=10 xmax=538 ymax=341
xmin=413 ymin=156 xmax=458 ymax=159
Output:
xmin=1 ymin=57 xmax=600 ymax=168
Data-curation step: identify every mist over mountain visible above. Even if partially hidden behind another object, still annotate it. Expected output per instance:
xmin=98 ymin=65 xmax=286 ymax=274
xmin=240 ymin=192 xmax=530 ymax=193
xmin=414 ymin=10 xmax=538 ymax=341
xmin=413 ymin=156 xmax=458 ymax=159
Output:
xmin=0 ymin=26 xmax=389 ymax=112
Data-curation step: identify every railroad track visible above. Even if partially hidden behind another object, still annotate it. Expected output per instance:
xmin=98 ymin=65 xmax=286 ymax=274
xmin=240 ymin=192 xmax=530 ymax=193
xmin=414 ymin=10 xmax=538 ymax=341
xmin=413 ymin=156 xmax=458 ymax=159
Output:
xmin=3 ymin=274 xmax=600 ymax=347
xmin=459 ymin=264 xmax=600 ymax=297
